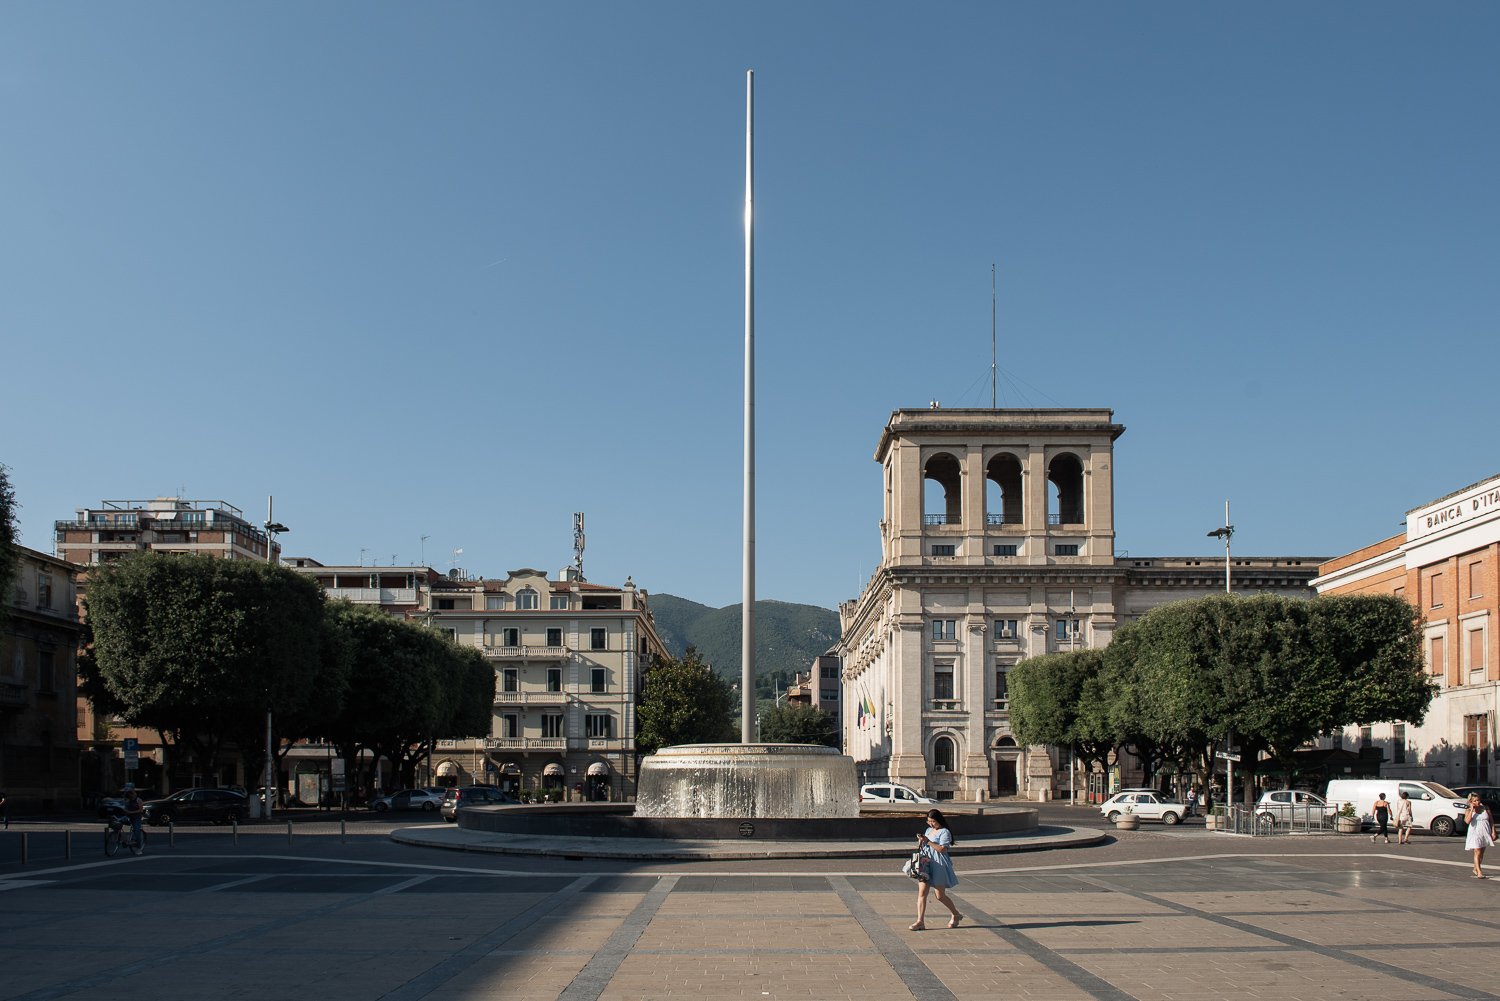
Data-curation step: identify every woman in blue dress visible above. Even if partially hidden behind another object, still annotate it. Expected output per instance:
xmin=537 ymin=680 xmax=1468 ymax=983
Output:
xmin=910 ymin=808 xmax=962 ymax=930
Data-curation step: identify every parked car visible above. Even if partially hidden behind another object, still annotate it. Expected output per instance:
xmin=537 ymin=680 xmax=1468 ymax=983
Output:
xmin=858 ymin=783 xmax=936 ymax=805
xmin=1256 ymin=789 xmax=1337 ymax=828
xmin=1099 ymin=790 xmax=1186 ymax=825
xmin=1452 ymin=786 xmax=1500 ymax=820
xmin=371 ymin=788 xmax=444 ymax=812
xmin=143 ymin=788 xmax=249 ymax=826
xmin=1325 ymin=779 xmax=1469 ymax=837
xmin=442 ymin=785 xmax=519 ymax=822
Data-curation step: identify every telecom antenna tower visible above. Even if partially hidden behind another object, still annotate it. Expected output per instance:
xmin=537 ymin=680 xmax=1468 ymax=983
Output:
xmin=573 ymin=512 xmax=586 ymax=581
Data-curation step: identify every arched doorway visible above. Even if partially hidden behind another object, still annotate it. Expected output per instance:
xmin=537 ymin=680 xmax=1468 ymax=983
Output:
xmin=541 ymin=761 xmax=566 ymax=801
xmin=434 ymin=760 xmax=462 ymax=788
xmin=991 ymin=735 xmax=1020 ymax=797
xmin=586 ymin=760 xmax=611 ymax=801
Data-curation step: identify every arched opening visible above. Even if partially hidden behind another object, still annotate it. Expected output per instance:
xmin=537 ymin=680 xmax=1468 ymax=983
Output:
xmin=985 ymin=453 xmax=1023 ymax=525
xmin=933 ymin=736 xmax=957 ymax=773
xmin=541 ymin=761 xmax=566 ymax=801
xmin=923 ymin=453 xmax=962 ymax=526
xmin=991 ymin=734 xmax=1020 ymax=796
xmin=1047 ymin=453 xmax=1084 ymax=525
xmin=586 ymin=760 xmax=611 ymax=802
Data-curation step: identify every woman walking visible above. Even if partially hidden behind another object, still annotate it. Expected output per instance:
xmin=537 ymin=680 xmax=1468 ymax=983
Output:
xmin=1466 ymin=793 xmax=1494 ymax=878
xmin=1371 ymin=792 xmax=1392 ymax=844
xmin=910 ymin=809 xmax=962 ymax=931
xmin=1394 ymin=791 xmax=1414 ymax=845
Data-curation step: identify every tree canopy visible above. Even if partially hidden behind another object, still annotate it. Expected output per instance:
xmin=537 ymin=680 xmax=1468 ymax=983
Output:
xmin=1008 ymin=593 xmax=1433 ymax=793
xmin=758 ymin=700 xmax=839 ymax=747
xmin=635 ymin=647 xmax=736 ymax=753
xmin=0 ymin=464 xmax=18 ymax=628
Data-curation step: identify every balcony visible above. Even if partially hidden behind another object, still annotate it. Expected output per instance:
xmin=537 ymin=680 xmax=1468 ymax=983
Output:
xmin=483 ymin=645 xmax=569 ymax=661
xmin=325 ymin=587 xmax=418 ymax=605
xmin=923 ymin=514 xmax=956 ymax=526
xmin=992 ymin=699 xmax=1009 ymax=711
xmin=929 ymin=699 xmax=962 ymax=712
xmin=483 ymin=737 xmax=566 ymax=750
xmin=0 ymin=682 xmax=28 ymax=710
xmin=493 ymin=690 xmax=570 ymax=706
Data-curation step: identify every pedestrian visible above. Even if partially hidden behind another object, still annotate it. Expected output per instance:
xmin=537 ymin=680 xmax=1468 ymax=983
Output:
xmin=1185 ymin=786 xmax=1199 ymax=818
xmin=909 ymin=809 xmax=962 ymax=931
xmin=0 ymin=789 xmax=7 ymax=829
xmin=1394 ymin=790 xmax=1414 ymax=845
xmin=1371 ymin=792 xmax=1392 ymax=844
xmin=1465 ymin=793 xmax=1494 ymax=878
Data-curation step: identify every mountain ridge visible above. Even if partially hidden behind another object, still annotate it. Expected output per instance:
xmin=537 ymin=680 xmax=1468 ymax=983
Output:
xmin=646 ymin=593 xmax=840 ymax=682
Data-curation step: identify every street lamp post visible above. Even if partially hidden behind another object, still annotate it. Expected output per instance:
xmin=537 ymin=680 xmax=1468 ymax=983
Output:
xmin=264 ymin=495 xmax=289 ymax=821
xmin=1206 ymin=502 xmax=1234 ymax=806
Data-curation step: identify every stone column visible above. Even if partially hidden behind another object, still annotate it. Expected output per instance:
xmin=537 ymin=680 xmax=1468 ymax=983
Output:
xmin=889 ymin=615 xmax=928 ymax=789
xmin=961 ymin=616 xmax=990 ymax=798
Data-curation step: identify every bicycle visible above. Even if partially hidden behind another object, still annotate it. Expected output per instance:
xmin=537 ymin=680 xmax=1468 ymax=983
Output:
xmin=104 ymin=813 xmax=147 ymax=856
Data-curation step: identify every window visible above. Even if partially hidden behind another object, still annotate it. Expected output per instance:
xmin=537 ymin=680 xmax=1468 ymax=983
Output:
xmin=502 ymin=627 xmax=520 ymax=646
xmin=1430 ymin=571 xmax=1445 ymax=608
xmin=547 ymin=668 xmax=562 ymax=693
xmin=1469 ymin=628 xmax=1486 ymax=677
xmin=932 ymin=662 xmax=955 ymax=701
xmin=1055 ymin=619 xmax=1080 ymax=642
xmin=586 ymin=714 xmax=614 ymax=738
xmin=1466 ymin=713 xmax=1491 ymax=784
xmin=821 ymin=665 xmax=839 ymax=679
xmin=933 ymin=736 xmax=956 ymax=772
xmin=994 ymin=619 xmax=1018 ymax=640
xmin=1471 ymin=562 xmax=1485 ymax=599
xmin=515 ymin=588 xmax=539 ymax=610
xmin=542 ymin=714 xmax=565 ymax=738
xmin=931 ymin=620 xmax=956 ymax=642
xmin=436 ymin=598 xmax=456 ymax=610
xmin=1055 ymin=544 xmax=1079 ymax=557
xmin=821 ymin=688 xmax=838 ymax=701
xmin=591 ymin=628 xmax=607 ymax=651
xmin=993 ymin=544 xmax=1017 ymax=557
xmin=502 ymin=669 xmax=518 ymax=693
xmin=995 ymin=669 xmax=1009 ymax=705
xmin=440 ymin=627 xmax=458 ymax=643
xmin=502 ymin=714 xmax=518 ymax=738
xmin=547 ymin=627 xmax=563 ymax=647
xmin=36 ymin=573 xmax=54 ymax=608
xmin=486 ymin=596 xmax=504 ymax=610
xmin=550 ymin=595 xmax=570 ymax=610
xmin=1393 ymin=724 xmax=1407 ymax=764
xmin=931 ymin=544 xmax=955 ymax=556
xmin=591 ymin=668 xmax=607 ymax=693
xmin=37 ymin=650 xmax=55 ymax=693
xmin=1430 ymin=635 xmax=1445 ymax=677
xmin=1360 ymin=726 xmax=1373 ymax=748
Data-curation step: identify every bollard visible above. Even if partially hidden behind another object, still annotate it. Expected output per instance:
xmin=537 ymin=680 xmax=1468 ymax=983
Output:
xmin=169 ymin=820 xmax=175 ymax=849
xmin=20 ymin=832 xmax=28 ymax=866
xmin=65 ymin=829 xmax=72 ymax=861
xmin=286 ymin=820 xmax=293 ymax=847
xmin=231 ymin=818 xmax=238 ymax=848
xmin=340 ymin=818 xmax=346 ymax=845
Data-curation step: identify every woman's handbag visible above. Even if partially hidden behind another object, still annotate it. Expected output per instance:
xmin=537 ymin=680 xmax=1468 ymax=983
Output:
xmin=902 ymin=849 xmax=929 ymax=881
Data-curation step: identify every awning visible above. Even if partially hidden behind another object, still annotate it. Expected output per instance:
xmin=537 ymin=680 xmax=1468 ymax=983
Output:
xmin=435 ymin=761 xmax=460 ymax=777
xmin=543 ymin=763 xmax=565 ymax=777
xmin=587 ymin=761 xmax=610 ymax=776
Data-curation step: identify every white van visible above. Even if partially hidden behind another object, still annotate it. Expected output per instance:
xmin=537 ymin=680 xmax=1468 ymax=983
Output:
xmin=1324 ymin=779 xmax=1469 ymax=837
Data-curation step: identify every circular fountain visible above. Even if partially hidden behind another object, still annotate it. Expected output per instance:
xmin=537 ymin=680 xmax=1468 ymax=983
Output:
xmin=634 ymin=743 xmax=858 ymax=819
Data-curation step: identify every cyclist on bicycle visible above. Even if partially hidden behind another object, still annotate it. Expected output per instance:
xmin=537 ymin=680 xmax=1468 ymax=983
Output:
xmin=121 ymin=783 xmax=144 ymax=845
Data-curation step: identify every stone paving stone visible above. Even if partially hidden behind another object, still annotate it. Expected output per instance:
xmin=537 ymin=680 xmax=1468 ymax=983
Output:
xmin=1064 ymin=951 xmax=1451 ymax=1001
xmin=1230 ymin=911 xmax=1478 ymax=948
xmin=1347 ymin=946 xmax=1500 ymax=996
xmin=436 ymin=952 xmax=594 ymax=1000
xmin=599 ymin=953 xmax=912 ymax=1000
xmin=930 ymin=949 xmax=1095 ymax=1001
xmin=502 ymin=915 xmax=631 ymax=953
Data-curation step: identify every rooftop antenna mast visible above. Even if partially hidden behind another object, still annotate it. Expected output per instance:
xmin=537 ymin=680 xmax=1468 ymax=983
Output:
xmin=573 ymin=512 xmax=586 ymax=581
xmin=991 ymin=263 xmax=997 ymax=408
xmin=420 ymin=535 xmax=430 ymax=568
xmin=741 ymin=68 xmax=757 ymax=743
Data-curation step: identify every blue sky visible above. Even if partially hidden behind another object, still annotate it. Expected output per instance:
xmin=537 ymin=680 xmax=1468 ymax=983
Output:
xmin=3 ymin=4 xmax=1497 ymax=611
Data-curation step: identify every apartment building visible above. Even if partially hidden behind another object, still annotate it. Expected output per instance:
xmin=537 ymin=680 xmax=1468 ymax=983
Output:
xmin=787 ymin=652 xmax=842 ymax=733
xmin=423 ymin=568 xmax=668 ymax=801
xmin=1313 ymin=473 xmax=1500 ymax=788
xmin=60 ymin=496 xmax=281 ymax=795
xmin=837 ymin=408 xmax=1323 ymax=801
xmin=1 ymin=546 xmax=83 ymax=811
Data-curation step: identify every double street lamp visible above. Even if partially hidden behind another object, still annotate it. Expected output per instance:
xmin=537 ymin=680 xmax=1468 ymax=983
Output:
xmin=263 ymin=496 xmax=289 ymax=819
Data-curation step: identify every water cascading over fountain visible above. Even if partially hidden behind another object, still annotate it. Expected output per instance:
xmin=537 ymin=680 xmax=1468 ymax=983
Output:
xmin=634 ymin=743 xmax=859 ymax=819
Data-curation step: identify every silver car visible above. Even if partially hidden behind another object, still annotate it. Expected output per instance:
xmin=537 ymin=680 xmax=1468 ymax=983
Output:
xmin=1256 ymin=790 xmax=1336 ymax=829
xmin=370 ymin=788 xmax=443 ymax=813
xmin=1099 ymin=791 xmax=1187 ymax=825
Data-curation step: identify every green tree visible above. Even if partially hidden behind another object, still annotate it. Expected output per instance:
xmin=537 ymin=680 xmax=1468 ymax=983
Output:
xmin=1010 ymin=649 xmax=1117 ymax=784
xmin=636 ymin=647 xmax=736 ymax=754
xmin=0 ymin=464 xmax=17 ymax=628
xmin=759 ymin=701 xmax=839 ymax=747
xmin=84 ymin=552 xmax=326 ymax=784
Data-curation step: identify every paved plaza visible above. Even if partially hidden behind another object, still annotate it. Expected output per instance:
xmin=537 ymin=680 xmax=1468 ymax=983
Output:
xmin=1 ymin=816 xmax=1497 ymax=1001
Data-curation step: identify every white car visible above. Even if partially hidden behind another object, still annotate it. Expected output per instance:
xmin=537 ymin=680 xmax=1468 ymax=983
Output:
xmin=859 ymin=783 xmax=936 ymax=804
xmin=1099 ymin=790 xmax=1186 ymax=825
xmin=1256 ymin=790 xmax=1337 ymax=827
xmin=370 ymin=788 xmax=443 ymax=812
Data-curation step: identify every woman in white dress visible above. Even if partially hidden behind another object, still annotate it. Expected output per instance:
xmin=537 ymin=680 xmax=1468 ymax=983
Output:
xmin=1465 ymin=793 xmax=1494 ymax=878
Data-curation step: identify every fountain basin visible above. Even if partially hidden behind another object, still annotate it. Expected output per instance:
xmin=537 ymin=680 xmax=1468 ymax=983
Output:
xmin=634 ymin=743 xmax=859 ymax=819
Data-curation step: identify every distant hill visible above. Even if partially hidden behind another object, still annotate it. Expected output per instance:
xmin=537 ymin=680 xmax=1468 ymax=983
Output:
xmin=647 ymin=594 xmax=840 ymax=681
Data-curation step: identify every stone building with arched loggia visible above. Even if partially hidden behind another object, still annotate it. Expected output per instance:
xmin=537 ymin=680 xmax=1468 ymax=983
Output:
xmin=837 ymin=407 xmax=1324 ymax=802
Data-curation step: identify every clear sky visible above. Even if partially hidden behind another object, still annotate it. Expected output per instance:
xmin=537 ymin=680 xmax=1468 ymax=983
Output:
xmin=3 ymin=4 xmax=1497 ymax=611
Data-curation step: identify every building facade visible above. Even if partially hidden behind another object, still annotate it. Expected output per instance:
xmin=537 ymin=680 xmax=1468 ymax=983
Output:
xmin=1313 ymin=473 xmax=1500 ymax=788
xmin=1 ymin=546 xmax=83 ymax=811
xmin=836 ymin=408 xmax=1323 ymax=801
xmin=787 ymin=653 xmax=842 ymax=732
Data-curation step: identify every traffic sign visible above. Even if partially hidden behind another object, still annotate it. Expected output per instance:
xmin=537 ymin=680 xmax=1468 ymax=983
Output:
xmin=1215 ymin=751 xmax=1242 ymax=762
xmin=122 ymin=737 xmax=139 ymax=769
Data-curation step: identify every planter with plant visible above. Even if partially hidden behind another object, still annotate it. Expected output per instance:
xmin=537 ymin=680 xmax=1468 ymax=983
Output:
xmin=1335 ymin=802 xmax=1361 ymax=834
xmin=1115 ymin=804 xmax=1140 ymax=830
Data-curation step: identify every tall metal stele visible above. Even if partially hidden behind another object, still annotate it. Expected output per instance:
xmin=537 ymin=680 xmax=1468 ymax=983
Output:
xmin=741 ymin=69 xmax=756 ymax=742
